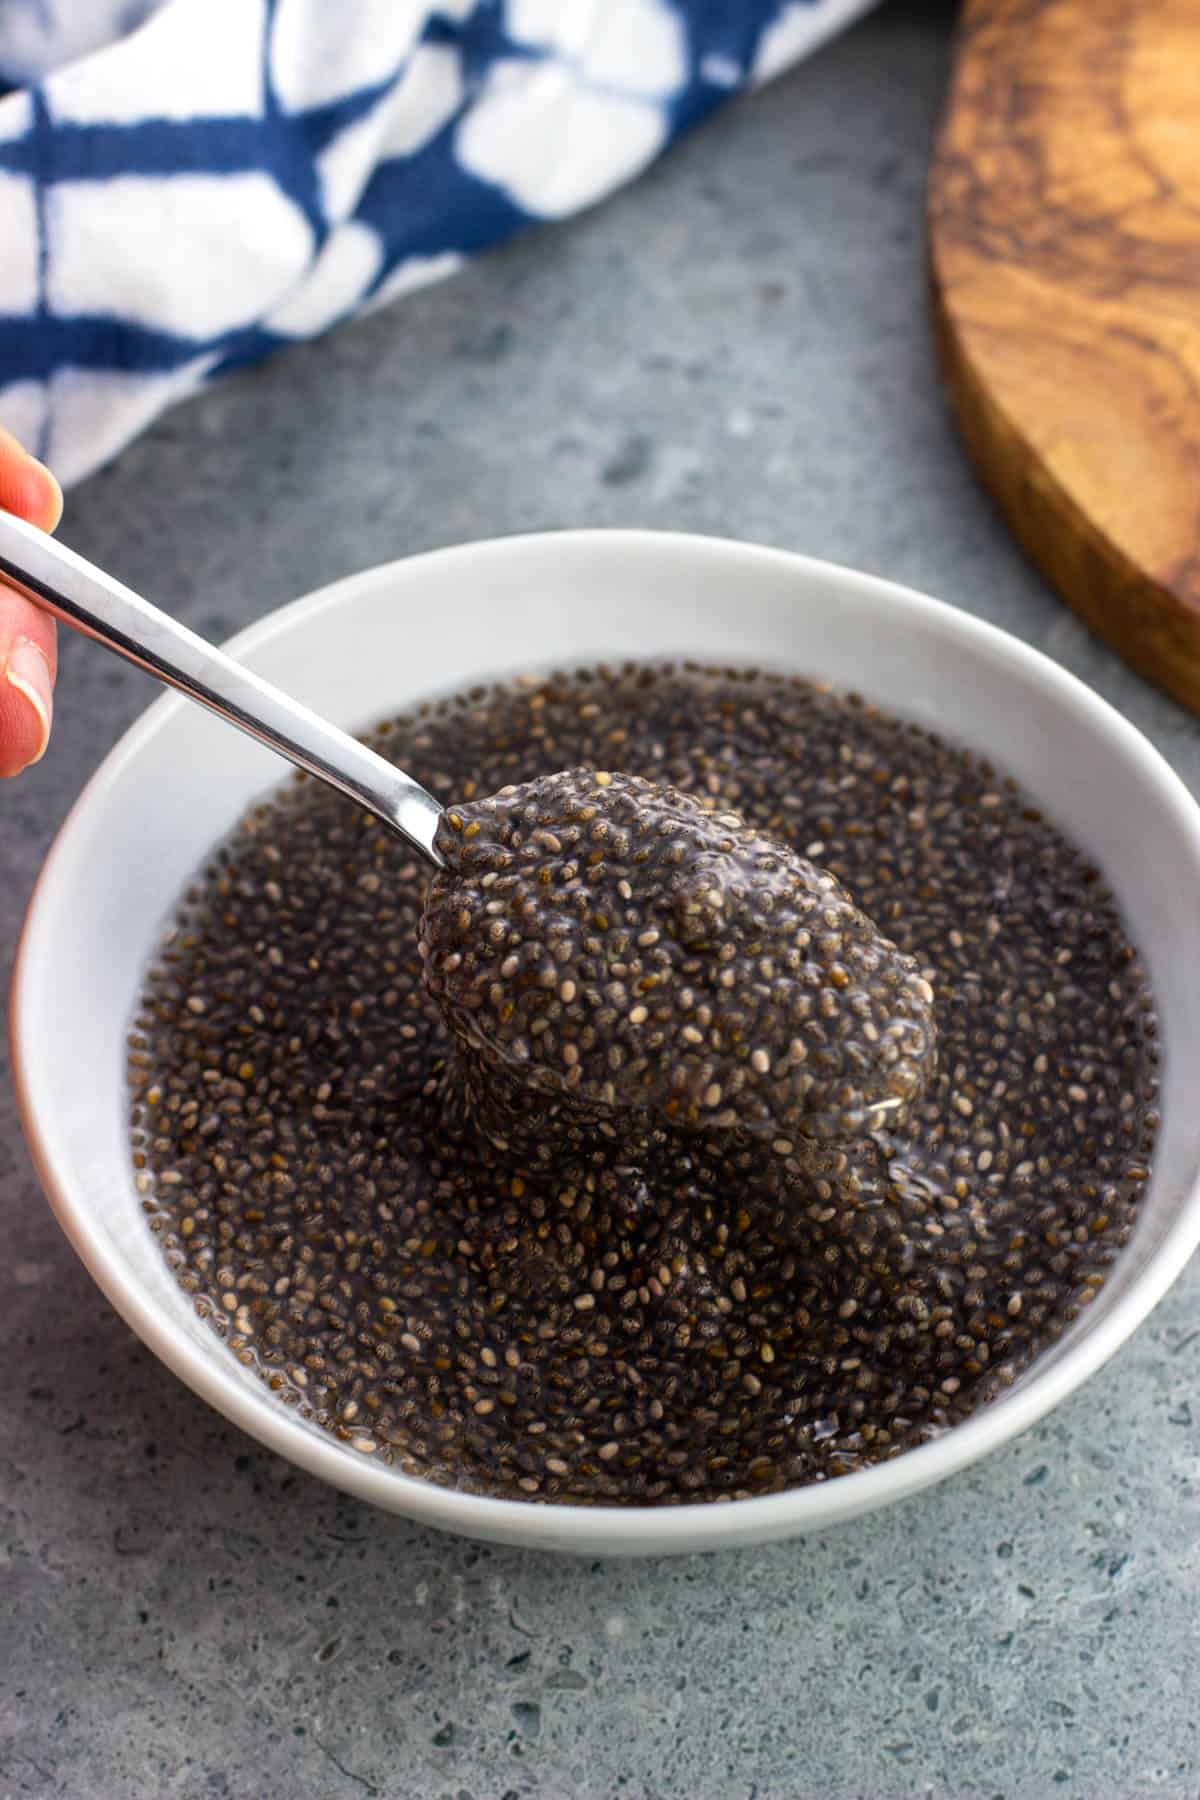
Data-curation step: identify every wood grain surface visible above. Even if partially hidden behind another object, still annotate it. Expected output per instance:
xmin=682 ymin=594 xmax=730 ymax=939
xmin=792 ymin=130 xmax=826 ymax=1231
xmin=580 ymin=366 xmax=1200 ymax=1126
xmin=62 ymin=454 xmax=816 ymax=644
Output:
xmin=928 ymin=0 xmax=1200 ymax=711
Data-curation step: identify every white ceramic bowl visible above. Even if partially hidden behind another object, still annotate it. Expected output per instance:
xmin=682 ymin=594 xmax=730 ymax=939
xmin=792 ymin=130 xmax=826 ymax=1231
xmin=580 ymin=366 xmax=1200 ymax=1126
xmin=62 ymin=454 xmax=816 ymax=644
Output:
xmin=13 ymin=531 xmax=1200 ymax=1555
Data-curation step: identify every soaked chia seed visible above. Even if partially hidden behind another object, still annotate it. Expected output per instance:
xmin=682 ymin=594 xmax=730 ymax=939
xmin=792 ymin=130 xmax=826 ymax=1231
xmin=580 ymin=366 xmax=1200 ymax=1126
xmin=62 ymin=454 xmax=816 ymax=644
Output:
xmin=423 ymin=767 xmax=936 ymax=1163
xmin=129 ymin=663 xmax=1160 ymax=1504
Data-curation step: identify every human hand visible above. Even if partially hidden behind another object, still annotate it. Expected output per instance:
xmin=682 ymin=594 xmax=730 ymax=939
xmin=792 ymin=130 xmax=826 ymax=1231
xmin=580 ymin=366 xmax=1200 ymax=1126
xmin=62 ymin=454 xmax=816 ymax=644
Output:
xmin=0 ymin=426 xmax=63 ymax=776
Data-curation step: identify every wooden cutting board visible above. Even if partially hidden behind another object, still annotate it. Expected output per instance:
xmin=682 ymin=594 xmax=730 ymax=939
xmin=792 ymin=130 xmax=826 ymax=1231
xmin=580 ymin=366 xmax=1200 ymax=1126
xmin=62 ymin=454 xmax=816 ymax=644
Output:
xmin=928 ymin=0 xmax=1200 ymax=712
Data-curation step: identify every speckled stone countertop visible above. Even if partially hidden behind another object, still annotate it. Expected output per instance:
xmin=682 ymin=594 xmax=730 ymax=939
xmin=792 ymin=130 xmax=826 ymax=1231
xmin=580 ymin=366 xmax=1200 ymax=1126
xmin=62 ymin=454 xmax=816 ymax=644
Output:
xmin=4 ymin=6 xmax=1198 ymax=1797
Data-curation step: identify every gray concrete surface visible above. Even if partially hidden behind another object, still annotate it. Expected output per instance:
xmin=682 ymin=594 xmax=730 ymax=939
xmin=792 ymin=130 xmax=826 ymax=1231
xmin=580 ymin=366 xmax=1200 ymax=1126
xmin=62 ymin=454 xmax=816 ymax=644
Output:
xmin=4 ymin=6 xmax=1199 ymax=1796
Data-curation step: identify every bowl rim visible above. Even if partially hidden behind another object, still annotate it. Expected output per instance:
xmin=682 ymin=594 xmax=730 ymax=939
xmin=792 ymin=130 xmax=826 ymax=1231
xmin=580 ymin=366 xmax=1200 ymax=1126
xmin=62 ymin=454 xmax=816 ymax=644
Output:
xmin=13 ymin=526 xmax=1200 ymax=1552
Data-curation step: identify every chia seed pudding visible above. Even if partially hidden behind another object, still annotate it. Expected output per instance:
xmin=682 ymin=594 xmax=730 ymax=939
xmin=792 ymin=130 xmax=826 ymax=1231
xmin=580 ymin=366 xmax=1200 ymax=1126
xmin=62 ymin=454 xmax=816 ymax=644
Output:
xmin=129 ymin=664 xmax=1160 ymax=1505
xmin=424 ymin=767 xmax=936 ymax=1168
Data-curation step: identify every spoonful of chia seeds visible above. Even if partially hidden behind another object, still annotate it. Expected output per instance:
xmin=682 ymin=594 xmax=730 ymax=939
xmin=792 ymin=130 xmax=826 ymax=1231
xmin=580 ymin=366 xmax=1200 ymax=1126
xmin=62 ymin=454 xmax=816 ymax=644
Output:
xmin=421 ymin=768 xmax=936 ymax=1165
xmin=0 ymin=513 xmax=936 ymax=1157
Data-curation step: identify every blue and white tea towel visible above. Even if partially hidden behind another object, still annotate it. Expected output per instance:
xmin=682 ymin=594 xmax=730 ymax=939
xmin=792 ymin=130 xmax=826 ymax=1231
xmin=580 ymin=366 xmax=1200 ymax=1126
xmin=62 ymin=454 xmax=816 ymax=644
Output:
xmin=0 ymin=0 xmax=878 ymax=487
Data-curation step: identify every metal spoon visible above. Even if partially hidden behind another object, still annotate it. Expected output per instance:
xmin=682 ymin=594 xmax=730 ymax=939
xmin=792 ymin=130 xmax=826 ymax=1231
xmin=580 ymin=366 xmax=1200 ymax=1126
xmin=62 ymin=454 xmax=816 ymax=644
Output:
xmin=0 ymin=511 xmax=444 ymax=867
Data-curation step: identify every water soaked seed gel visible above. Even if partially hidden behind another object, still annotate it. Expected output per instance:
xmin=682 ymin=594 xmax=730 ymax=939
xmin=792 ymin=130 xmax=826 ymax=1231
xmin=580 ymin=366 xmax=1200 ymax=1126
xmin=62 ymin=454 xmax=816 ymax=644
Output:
xmin=131 ymin=665 xmax=1159 ymax=1503
xmin=423 ymin=769 xmax=936 ymax=1162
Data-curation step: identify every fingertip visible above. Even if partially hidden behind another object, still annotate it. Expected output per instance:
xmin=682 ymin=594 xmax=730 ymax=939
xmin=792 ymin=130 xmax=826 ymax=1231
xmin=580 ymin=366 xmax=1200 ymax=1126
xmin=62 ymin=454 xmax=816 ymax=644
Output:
xmin=0 ymin=636 xmax=53 ymax=776
xmin=0 ymin=426 xmax=63 ymax=531
xmin=31 ymin=460 xmax=64 ymax=533
xmin=8 ymin=457 xmax=63 ymax=533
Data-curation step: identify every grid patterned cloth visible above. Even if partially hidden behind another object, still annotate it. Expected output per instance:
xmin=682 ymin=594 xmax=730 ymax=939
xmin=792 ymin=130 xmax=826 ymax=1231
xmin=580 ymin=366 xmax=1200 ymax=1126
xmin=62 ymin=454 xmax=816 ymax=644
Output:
xmin=0 ymin=0 xmax=878 ymax=486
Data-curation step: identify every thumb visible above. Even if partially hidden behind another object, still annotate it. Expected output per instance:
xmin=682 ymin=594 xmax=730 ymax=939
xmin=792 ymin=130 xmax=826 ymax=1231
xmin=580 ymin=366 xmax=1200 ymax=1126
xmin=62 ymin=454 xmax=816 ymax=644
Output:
xmin=0 ymin=432 xmax=62 ymax=778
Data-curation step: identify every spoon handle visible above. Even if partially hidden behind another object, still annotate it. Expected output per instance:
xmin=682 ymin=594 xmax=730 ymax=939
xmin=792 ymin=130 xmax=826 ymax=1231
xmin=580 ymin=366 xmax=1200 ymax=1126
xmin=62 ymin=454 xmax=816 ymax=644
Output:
xmin=0 ymin=511 xmax=444 ymax=867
